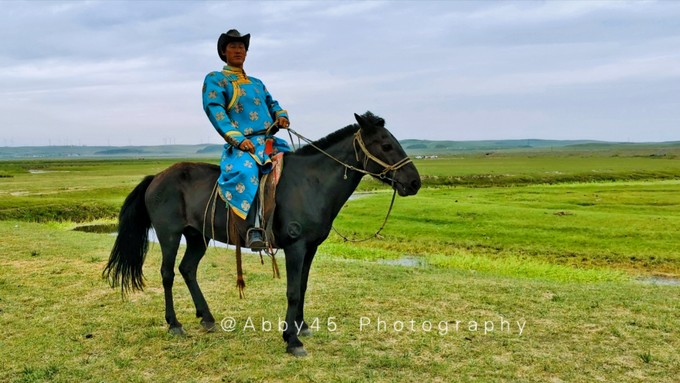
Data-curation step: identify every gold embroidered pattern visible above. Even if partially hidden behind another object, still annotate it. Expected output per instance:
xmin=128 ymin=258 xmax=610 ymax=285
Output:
xmin=218 ymin=78 xmax=228 ymax=87
xmin=208 ymin=90 xmax=217 ymax=99
xmin=215 ymin=111 xmax=225 ymax=121
xmin=244 ymin=127 xmax=254 ymax=135
xmin=234 ymin=103 xmax=244 ymax=113
xmin=243 ymin=160 xmax=253 ymax=169
xmin=253 ymin=98 xmax=261 ymax=106
xmin=236 ymin=183 xmax=246 ymax=193
xmin=249 ymin=111 xmax=259 ymax=121
xmin=226 ymin=191 xmax=232 ymax=201
xmin=241 ymin=200 xmax=250 ymax=211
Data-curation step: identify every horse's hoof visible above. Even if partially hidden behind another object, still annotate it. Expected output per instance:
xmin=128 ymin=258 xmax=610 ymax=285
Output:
xmin=299 ymin=328 xmax=313 ymax=337
xmin=201 ymin=321 xmax=216 ymax=332
xmin=168 ymin=326 xmax=187 ymax=336
xmin=287 ymin=346 xmax=308 ymax=357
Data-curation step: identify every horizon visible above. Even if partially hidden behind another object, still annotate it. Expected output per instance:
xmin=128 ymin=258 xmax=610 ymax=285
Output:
xmin=3 ymin=137 xmax=680 ymax=150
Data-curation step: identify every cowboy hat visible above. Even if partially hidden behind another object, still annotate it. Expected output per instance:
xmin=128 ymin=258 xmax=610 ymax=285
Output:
xmin=217 ymin=29 xmax=250 ymax=62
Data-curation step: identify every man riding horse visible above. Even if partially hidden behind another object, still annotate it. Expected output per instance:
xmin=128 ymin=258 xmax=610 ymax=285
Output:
xmin=202 ymin=29 xmax=291 ymax=250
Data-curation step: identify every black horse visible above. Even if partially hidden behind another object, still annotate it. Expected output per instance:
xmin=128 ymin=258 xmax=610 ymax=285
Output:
xmin=103 ymin=111 xmax=421 ymax=356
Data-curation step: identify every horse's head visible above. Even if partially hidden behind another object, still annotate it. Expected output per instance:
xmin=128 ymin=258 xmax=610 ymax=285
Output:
xmin=353 ymin=111 xmax=421 ymax=196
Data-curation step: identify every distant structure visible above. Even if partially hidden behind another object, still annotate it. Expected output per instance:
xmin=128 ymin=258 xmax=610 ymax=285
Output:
xmin=415 ymin=155 xmax=439 ymax=159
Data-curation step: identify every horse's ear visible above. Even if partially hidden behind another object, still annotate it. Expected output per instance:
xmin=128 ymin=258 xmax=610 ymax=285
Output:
xmin=354 ymin=113 xmax=366 ymax=128
xmin=355 ymin=112 xmax=382 ymax=133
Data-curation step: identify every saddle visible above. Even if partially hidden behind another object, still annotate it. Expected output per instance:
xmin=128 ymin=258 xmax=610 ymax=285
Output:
xmin=258 ymin=152 xmax=284 ymax=249
xmin=218 ymin=152 xmax=283 ymax=298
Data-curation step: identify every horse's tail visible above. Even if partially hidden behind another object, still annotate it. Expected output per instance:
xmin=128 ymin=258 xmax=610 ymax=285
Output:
xmin=103 ymin=175 xmax=154 ymax=297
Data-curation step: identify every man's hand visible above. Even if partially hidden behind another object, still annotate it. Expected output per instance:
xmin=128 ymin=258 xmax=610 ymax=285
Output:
xmin=239 ymin=139 xmax=255 ymax=153
xmin=276 ymin=116 xmax=290 ymax=129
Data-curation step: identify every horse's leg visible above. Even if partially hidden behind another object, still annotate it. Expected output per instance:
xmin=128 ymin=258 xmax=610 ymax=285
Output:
xmin=282 ymin=241 xmax=307 ymax=357
xmin=157 ymin=228 xmax=185 ymax=335
xmin=179 ymin=228 xmax=216 ymax=332
xmin=297 ymin=245 xmax=318 ymax=337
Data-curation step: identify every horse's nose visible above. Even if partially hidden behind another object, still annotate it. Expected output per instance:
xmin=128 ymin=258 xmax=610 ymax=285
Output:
xmin=411 ymin=178 xmax=421 ymax=191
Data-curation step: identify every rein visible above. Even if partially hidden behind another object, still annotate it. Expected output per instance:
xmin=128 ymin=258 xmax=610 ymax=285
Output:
xmin=286 ymin=127 xmax=411 ymax=242
xmin=286 ymin=128 xmax=412 ymax=180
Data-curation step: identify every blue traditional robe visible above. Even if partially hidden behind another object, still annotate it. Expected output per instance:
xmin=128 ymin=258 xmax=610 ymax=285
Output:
xmin=202 ymin=66 xmax=291 ymax=219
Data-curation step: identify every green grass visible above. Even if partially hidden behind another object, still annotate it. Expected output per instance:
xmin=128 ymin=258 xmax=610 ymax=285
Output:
xmin=0 ymin=221 xmax=678 ymax=382
xmin=1 ymin=153 xmax=679 ymax=381
xmin=329 ymin=180 xmax=680 ymax=276
xmin=0 ymin=159 xmax=211 ymax=222
xmin=1 ymin=157 xmax=679 ymax=275
xmin=408 ymin=154 xmax=680 ymax=187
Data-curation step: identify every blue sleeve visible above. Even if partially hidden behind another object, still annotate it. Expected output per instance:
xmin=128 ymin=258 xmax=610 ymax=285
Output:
xmin=202 ymin=72 xmax=244 ymax=146
xmin=253 ymin=78 xmax=288 ymax=121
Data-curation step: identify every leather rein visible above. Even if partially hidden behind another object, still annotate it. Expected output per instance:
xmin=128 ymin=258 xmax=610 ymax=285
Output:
xmin=285 ymin=127 xmax=412 ymax=242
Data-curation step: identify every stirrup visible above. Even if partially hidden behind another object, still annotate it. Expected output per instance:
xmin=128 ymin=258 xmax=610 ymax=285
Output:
xmin=246 ymin=227 xmax=267 ymax=250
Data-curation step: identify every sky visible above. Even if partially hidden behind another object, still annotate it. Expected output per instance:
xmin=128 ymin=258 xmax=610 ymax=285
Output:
xmin=1 ymin=0 xmax=679 ymax=147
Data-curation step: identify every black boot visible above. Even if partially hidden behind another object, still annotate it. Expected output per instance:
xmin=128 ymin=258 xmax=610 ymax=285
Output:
xmin=244 ymin=196 xmax=266 ymax=250
xmin=246 ymin=228 xmax=266 ymax=250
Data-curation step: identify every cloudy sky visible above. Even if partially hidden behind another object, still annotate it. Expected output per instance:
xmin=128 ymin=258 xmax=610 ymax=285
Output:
xmin=1 ymin=0 xmax=679 ymax=147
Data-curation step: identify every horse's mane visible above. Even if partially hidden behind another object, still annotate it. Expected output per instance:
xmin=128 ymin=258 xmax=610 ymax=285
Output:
xmin=292 ymin=124 xmax=358 ymax=156
xmin=292 ymin=111 xmax=384 ymax=156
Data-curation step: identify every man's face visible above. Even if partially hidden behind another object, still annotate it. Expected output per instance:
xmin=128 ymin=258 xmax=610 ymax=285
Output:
xmin=225 ymin=42 xmax=247 ymax=67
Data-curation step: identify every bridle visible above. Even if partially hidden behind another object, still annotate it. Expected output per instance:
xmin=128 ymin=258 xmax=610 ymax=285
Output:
xmin=284 ymin=127 xmax=413 ymax=242
xmin=285 ymin=127 xmax=412 ymax=183
xmin=352 ymin=130 xmax=413 ymax=180
xmin=352 ymin=129 xmax=413 ymax=182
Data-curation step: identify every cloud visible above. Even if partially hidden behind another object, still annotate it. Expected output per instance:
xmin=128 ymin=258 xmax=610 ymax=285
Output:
xmin=1 ymin=0 xmax=680 ymax=146
xmin=433 ymin=53 xmax=680 ymax=98
xmin=464 ymin=1 xmax=639 ymax=25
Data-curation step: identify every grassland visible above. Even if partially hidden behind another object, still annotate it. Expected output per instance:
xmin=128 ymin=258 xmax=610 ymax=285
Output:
xmin=0 ymin=149 xmax=679 ymax=382
xmin=332 ymin=181 xmax=680 ymax=277
xmin=0 ymin=159 xmax=186 ymax=222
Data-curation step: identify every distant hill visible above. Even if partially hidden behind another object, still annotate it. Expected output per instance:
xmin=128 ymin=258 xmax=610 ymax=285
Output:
xmin=94 ymin=148 xmax=147 ymax=155
xmin=400 ymin=139 xmax=680 ymax=155
xmin=401 ymin=139 xmax=604 ymax=151
xmin=196 ymin=145 xmax=223 ymax=154
xmin=1 ymin=139 xmax=679 ymax=159
xmin=0 ymin=144 xmax=218 ymax=159
xmin=564 ymin=141 xmax=680 ymax=150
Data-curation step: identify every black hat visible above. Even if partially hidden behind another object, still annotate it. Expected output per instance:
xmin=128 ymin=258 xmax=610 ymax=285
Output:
xmin=217 ymin=29 xmax=250 ymax=62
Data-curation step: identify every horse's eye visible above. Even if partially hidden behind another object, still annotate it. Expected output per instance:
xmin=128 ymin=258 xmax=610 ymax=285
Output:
xmin=381 ymin=144 xmax=393 ymax=151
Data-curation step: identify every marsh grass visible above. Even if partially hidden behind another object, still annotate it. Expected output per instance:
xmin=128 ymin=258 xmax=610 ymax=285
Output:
xmin=1 ymin=154 xmax=679 ymax=381
xmin=2 ymin=158 xmax=678 ymax=275
xmin=409 ymin=153 xmax=680 ymax=188
xmin=0 ymin=221 xmax=678 ymax=382
xmin=0 ymin=159 xmax=199 ymax=222
xmin=330 ymin=181 xmax=680 ymax=276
